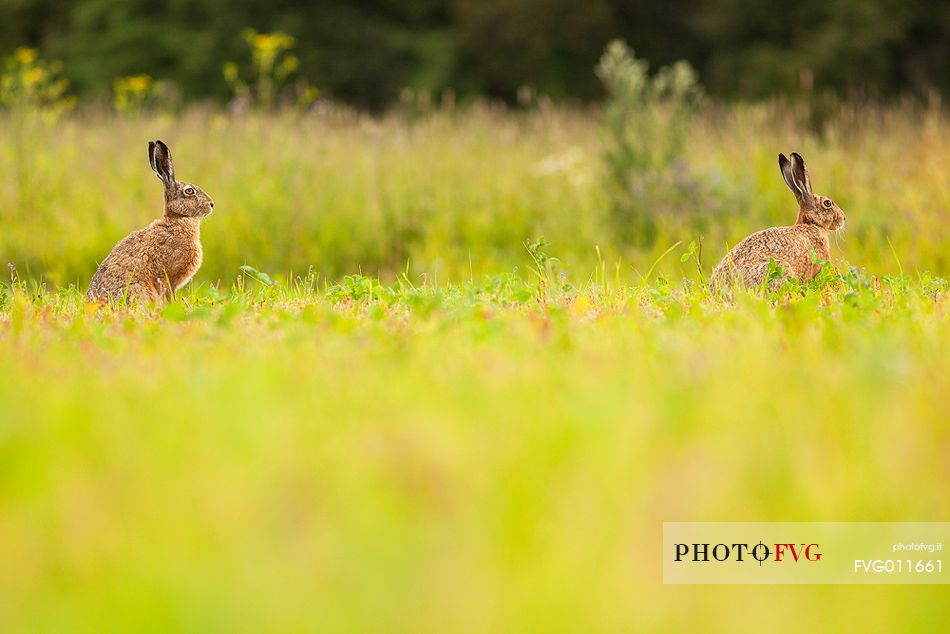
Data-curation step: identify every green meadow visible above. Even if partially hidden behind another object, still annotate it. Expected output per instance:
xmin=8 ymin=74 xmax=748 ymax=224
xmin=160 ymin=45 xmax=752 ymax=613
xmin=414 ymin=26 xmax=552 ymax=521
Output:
xmin=2 ymin=102 xmax=948 ymax=284
xmin=2 ymin=102 xmax=949 ymax=632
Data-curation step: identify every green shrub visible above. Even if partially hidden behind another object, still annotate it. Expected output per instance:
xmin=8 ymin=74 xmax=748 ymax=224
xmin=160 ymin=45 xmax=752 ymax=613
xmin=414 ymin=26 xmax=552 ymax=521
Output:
xmin=595 ymin=40 xmax=703 ymax=245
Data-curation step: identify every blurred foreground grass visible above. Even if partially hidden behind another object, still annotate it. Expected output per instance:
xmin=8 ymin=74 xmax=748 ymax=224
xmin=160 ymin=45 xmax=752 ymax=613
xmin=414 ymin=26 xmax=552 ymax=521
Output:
xmin=1 ymin=271 xmax=948 ymax=632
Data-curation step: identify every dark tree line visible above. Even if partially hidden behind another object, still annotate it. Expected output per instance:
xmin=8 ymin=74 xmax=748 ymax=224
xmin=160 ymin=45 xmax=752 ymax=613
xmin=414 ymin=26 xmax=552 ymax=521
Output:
xmin=1 ymin=0 xmax=947 ymax=109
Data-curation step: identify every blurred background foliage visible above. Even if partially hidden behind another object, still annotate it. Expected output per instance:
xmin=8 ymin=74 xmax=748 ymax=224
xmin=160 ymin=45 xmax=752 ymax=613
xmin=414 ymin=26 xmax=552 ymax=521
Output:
xmin=2 ymin=99 xmax=947 ymax=287
xmin=0 ymin=0 xmax=947 ymax=109
xmin=0 ymin=0 xmax=948 ymax=285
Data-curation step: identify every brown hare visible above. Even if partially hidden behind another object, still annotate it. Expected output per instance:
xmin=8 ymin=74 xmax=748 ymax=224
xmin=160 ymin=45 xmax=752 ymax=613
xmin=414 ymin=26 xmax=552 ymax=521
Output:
xmin=87 ymin=140 xmax=214 ymax=303
xmin=710 ymin=152 xmax=845 ymax=292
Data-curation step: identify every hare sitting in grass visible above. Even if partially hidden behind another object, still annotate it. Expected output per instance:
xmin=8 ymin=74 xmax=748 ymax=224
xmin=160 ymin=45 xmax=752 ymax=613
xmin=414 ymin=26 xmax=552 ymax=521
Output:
xmin=710 ymin=152 xmax=845 ymax=292
xmin=87 ymin=140 xmax=214 ymax=303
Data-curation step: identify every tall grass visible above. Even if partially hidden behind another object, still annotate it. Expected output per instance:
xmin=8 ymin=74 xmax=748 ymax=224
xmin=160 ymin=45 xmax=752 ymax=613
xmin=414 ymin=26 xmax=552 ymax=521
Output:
xmin=1 ymin=101 xmax=947 ymax=288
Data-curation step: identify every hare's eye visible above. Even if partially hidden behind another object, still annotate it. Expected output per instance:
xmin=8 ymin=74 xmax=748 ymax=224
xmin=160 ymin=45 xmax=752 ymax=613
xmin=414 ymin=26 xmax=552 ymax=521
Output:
xmin=823 ymin=199 xmax=833 ymax=208
xmin=184 ymin=187 xmax=195 ymax=196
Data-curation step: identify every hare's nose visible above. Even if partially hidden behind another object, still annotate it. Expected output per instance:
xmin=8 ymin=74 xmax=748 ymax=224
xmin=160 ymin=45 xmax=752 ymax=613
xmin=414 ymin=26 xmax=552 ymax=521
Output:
xmin=210 ymin=201 xmax=215 ymax=209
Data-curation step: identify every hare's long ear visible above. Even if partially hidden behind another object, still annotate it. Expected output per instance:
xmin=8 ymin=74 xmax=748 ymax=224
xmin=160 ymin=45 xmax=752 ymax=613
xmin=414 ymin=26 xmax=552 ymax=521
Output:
xmin=778 ymin=153 xmax=804 ymax=201
xmin=789 ymin=152 xmax=812 ymax=194
xmin=148 ymin=141 xmax=157 ymax=173
xmin=151 ymin=140 xmax=176 ymax=191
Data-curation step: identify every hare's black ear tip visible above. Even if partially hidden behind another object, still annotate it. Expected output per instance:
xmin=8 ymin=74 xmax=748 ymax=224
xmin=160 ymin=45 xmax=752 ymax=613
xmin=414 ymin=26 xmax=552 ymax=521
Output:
xmin=778 ymin=153 xmax=788 ymax=164
xmin=790 ymin=151 xmax=804 ymax=161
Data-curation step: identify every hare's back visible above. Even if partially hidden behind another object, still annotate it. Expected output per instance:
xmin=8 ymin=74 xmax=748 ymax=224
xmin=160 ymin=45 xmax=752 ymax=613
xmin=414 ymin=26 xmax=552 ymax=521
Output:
xmin=710 ymin=224 xmax=822 ymax=291
xmin=724 ymin=225 xmax=813 ymax=268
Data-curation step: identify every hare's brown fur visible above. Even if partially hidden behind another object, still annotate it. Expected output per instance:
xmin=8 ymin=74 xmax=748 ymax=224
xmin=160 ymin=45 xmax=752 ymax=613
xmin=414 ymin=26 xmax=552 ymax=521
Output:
xmin=87 ymin=140 xmax=214 ymax=303
xmin=710 ymin=152 xmax=845 ymax=291
xmin=87 ymin=217 xmax=204 ymax=303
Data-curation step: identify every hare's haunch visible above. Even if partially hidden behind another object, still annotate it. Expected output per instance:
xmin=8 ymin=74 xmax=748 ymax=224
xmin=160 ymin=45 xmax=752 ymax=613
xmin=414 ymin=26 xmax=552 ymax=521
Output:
xmin=87 ymin=140 xmax=215 ymax=303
